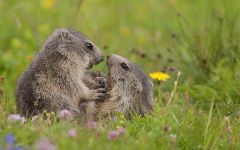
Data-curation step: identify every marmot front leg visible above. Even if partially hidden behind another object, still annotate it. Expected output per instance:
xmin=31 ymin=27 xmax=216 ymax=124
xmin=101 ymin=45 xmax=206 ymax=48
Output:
xmin=82 ymin=71 xmax=107 ymax=101
xmin=81 ymin=85 xmax=107 ymax=101
xmin=94 ymin=76 xmax=107 ymax=89
xmin=83 ymin=71 xmax=107 ymax=90
xmin=79 ymin=72 xmax=107 ymax=122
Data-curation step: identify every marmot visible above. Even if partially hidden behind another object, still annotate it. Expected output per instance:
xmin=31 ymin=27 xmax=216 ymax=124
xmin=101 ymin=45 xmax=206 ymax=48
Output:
xmin=81 ymin=54 xmax=154 ymax=121
xmin=16 ymin=27 xmax=106 ymax=117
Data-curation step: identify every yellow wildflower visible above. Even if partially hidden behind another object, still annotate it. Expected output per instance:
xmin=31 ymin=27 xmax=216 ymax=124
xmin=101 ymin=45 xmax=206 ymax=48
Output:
xmin=41 ymin=0 xmax=54 ymax=10
xmin=120 ymin=120 xmax=124 ymax=124
xmin=149 ymin=72 xmax=170 ymax=81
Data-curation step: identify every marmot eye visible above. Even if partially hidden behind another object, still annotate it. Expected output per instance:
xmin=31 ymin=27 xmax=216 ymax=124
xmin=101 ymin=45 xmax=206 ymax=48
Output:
xmin=120 ymin=63 xmax=129 ymax=70
xmin=85 ymin=42 xmax=93 ymax=50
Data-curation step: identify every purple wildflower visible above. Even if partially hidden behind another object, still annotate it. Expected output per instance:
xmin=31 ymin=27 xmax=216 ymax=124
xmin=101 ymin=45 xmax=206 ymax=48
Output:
xmin=58 ymin=109 xmax=72 ymax=120
xmin=67 ymin=129 xmax=77 ymax=138
xmin=108 ymin=131 xmax=119 ymax=140
xmin=8 ymin=114 xmax=21 ymax=122
xmin=5 ymin=134 xmax=15 ymax=144
xmin=117 ymin=127 xmax=126 ymax=135
xmin=14 ymin=146 xmax=23 ymax=150
xmin=8 ymin=114 xmax=26 ymax=124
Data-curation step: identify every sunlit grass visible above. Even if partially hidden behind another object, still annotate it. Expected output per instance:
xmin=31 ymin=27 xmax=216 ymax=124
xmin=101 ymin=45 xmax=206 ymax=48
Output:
xmin=0 ymin=0 xmax=240 ymax=149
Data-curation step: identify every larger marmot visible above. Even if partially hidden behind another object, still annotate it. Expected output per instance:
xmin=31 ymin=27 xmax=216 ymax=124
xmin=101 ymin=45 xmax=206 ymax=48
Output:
xmin=16 ymin=28 xmax=106 ymax=117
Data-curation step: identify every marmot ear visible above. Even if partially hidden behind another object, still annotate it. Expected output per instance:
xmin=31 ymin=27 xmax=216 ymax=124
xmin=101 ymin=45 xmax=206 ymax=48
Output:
xmin=134 ymin=80 xmax=142 ymax=92
xmin=61 ymin=31 xmax=72 ymax=40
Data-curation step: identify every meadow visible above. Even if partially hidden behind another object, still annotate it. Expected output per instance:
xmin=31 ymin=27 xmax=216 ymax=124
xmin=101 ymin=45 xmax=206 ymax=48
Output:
xmin=0 ymin=0 xmax=240 ymax=149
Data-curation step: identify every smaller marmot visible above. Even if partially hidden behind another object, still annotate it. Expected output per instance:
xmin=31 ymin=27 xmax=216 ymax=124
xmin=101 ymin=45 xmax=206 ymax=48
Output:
xmin=81 ymin=54 xmax=154 ymax=121
xmin=16 ymin=27 xmax=106 ymax=118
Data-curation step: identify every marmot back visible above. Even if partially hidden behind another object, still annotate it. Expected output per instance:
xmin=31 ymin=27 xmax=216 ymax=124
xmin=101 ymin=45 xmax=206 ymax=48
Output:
xmin=16 ymin=27 xmax=106 ymax=117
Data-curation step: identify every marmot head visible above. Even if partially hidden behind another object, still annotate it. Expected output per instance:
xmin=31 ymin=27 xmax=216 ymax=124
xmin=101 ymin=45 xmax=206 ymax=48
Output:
xmin=42 ymin=27 xmax=103 ymax=69
xmin=106 ymin=54 xmax=154 ymax=116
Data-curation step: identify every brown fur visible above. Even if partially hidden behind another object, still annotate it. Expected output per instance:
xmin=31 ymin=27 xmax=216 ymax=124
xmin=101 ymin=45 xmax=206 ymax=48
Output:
xmin=81 ymin=54 xmax=154 ymax=121
xmin=16 ymin=27 xmax=106 ymax=118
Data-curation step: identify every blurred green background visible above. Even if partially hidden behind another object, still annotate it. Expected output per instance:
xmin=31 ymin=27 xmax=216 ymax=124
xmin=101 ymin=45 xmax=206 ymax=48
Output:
xmin=1 ymin=0 xmax=240 ymax=149
xmin=1 ymin=0 xmax=239 ymax=107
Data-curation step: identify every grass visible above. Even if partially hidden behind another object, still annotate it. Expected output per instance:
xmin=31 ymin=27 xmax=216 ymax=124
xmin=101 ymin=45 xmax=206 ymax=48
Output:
xmin=0 ymin=0 xmax=240 ymax=149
